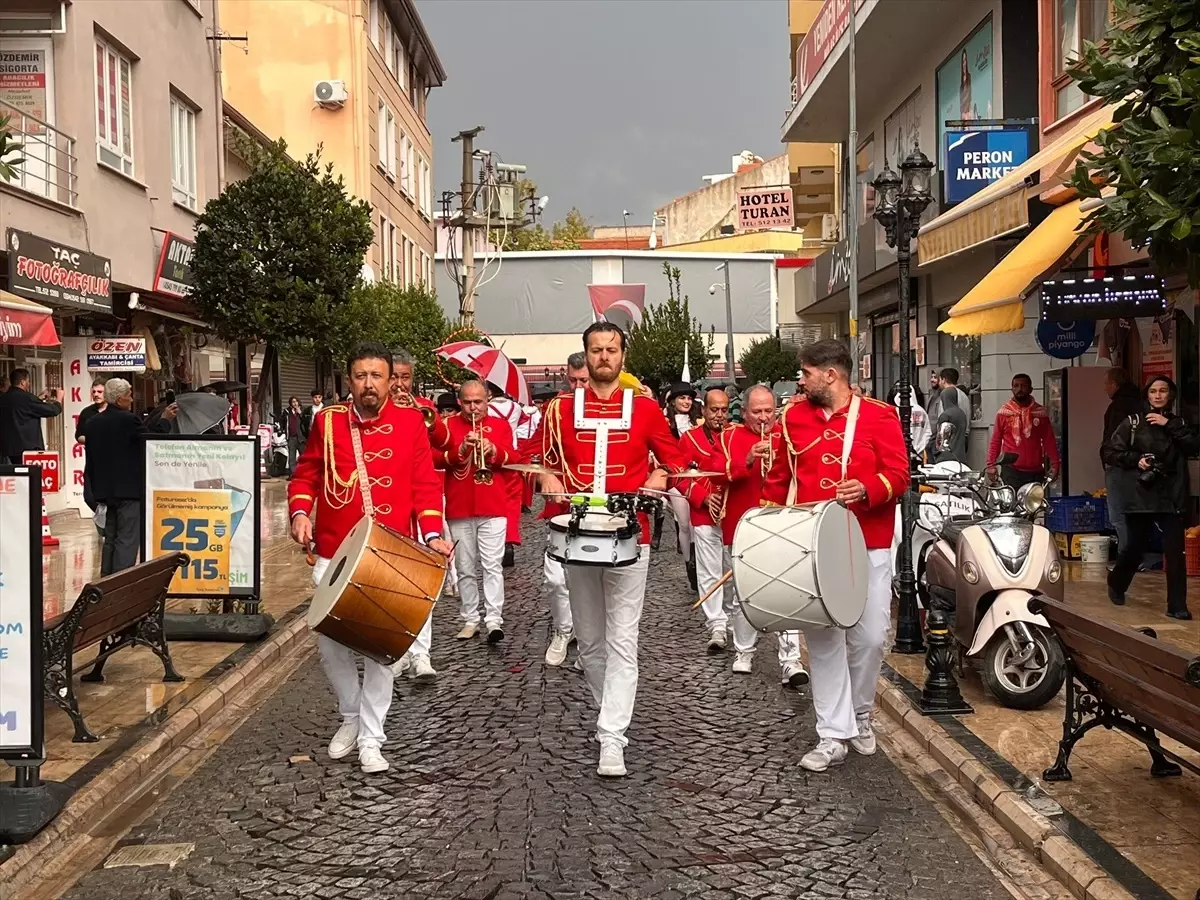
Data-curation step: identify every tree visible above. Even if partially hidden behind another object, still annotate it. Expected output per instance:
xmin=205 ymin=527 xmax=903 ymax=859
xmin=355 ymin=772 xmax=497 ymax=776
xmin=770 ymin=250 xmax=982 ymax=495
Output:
xmin=190 ymin=140 xmax=373 ymax=424
xmin=625 ymin=262 xmax=714 ymax=389
xmin=1067 ymin=0 xmax=1200 ymax=284
xmin=739 ymin=337 xmax=799 ymax=385
xmin=0 ymin=115 xmax=24 ymax=182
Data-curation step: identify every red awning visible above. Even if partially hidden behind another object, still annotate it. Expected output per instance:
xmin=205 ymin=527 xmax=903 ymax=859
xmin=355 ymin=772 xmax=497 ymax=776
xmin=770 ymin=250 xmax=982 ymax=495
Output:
xmin=0 ymin=290 xmax=60 ymax=347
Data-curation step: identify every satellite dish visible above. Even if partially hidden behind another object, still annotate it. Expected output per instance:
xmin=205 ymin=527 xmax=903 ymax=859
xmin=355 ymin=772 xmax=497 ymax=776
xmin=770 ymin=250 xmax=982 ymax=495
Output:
xmin=360 ymin=262 xmax=376 ymax=284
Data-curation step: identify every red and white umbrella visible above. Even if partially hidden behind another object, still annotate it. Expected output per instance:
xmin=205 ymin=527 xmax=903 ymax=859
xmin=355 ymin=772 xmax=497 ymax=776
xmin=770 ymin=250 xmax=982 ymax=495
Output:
xmin=436 ymin=340 xmax=531 ymax=405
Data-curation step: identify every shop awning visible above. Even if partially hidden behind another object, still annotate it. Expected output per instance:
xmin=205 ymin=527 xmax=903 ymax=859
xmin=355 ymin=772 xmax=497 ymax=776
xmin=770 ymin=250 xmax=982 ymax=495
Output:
xmin=0 ymin=290 xmax=60 ymax=347
xmin=938 ymin=199 xmax=1088 ymax=336
xmin=918 ymin=104 xmax=1117 ymax=267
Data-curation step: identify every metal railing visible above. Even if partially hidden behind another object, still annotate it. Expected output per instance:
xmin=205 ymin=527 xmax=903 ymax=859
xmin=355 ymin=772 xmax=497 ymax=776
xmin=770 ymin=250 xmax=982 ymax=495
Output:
xmin=0 ymin=97 xmax=78 ymax=208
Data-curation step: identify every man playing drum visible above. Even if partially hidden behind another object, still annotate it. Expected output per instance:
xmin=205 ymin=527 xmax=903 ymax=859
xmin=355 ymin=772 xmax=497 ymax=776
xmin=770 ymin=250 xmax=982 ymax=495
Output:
xmin=717 ymin=385 xmax=808 ymax=687
xmin=444 ymin=379 xmax=517 ymax=644
xmin=289 ymin=342 xmax=452 ymax=775
xmin=762 ymin=340 xmax=908 ymax=772
xmin=530 ymin=322 xmax=686 ymax=778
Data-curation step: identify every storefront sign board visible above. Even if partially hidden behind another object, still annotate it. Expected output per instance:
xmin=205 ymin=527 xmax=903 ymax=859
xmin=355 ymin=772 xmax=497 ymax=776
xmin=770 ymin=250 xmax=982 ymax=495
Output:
xmin=0 ymin=467 xmax=44 ymax=761
xmin=6 ymin=229 xmax=112 ymax=312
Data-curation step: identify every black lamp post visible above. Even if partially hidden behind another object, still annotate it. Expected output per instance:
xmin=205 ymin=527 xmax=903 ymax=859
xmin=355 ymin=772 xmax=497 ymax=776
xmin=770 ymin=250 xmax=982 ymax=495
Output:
xmin=872 ymin=141 xmax=934 ymax=655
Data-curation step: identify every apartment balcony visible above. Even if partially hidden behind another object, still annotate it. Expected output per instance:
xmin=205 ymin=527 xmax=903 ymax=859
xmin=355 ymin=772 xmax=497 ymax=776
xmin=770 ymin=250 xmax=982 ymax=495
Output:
xmin=0 ymin=97 xmax=78 ymax=209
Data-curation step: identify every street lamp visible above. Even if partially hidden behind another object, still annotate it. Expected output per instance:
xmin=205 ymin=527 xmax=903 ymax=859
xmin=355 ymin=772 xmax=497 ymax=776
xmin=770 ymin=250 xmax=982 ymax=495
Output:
xmin=872 ymin=140 xmax=934 ymax=655
xmin=622 ymin=209 xmax=631 ymax=249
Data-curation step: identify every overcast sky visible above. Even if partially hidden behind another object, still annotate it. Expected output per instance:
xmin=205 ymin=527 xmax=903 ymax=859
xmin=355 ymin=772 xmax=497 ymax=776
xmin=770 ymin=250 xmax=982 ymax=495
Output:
xmin=416 ymin=0 xmax=789 ymax=227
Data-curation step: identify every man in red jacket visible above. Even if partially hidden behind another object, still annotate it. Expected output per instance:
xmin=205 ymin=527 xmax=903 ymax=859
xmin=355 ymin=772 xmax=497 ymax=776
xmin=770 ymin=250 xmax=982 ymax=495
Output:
xmin=443 ymin=379 xmax=517 ymax=644
xmin=762 ymin=340 xmax=909 ymax=773
xmin=289 ymin=342 xmax=451 ymax=775
xmin=986 ymin=373 xmax=1060 ymax=488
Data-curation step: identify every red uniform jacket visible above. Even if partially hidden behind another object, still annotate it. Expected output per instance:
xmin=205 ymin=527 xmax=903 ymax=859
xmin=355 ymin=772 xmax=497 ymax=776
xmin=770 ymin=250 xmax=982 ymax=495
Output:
xmin=406 ymin=394 xmax=451 ymax=492
xmin=677 ymin=423 xmax=728 ymax=529
xmin=440 ymin=412 xmax=516 ymax=521
xmin=524 ymin=388 xmax=686 ymax=544
xmin=718 ymin=422 xmax=781 ymax=547
xmin=762 ymin=396 xmax=908 ymax=550
xmin=288 ymin=402 xmax=444 ymax=558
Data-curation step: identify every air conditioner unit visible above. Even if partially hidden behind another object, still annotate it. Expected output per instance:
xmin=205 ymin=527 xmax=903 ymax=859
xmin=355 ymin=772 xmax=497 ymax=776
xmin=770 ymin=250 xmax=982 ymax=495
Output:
xmin=314 ymin=80 xmax=348 ymax=109
xmin=820 ymin=213 xmax=838 ymax=242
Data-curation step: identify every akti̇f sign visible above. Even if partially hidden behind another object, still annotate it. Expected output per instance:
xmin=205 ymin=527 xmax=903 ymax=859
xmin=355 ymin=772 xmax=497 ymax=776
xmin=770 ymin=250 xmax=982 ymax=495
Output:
xmin=736 ymin=186 xmax=795 ymax=233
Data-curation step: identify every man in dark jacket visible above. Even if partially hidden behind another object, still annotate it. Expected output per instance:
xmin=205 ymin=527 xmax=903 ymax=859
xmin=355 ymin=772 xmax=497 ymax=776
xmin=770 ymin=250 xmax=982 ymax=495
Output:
xmin=0 ymin=368 xmax=63 ymax=463
xmin=933 ymin=385 xmax=970 ymax=464
xmin=1100 ymin=367 xmax=1145 ymax=555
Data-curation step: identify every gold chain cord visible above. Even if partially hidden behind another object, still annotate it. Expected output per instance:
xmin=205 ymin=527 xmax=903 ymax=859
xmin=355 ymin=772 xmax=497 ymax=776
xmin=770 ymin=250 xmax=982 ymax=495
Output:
xmin=322 ymin=409 xmax=359 ymax=510
xmin=544 ymin=398 xmax=589 ymax=492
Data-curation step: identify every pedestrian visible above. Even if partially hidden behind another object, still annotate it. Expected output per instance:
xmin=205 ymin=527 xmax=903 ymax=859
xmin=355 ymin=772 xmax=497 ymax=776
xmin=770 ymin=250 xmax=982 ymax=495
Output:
xmin=282 ymin=397 xmax=304 ymax=474
xmin=986 ymin=374 xmax=1059 ymax=489
xmin=762 ymin=340 xmax=909 ymax=772
xmin=1103 ymin=375 xmax=1198 ymax=619
xmin=0 ymin=368 xmax=63 ymax=463
xmin=302 ymin=389 xmax=323 ymax=439
xmin=84 ymin=379 xmax=178 ymax=575
xmin=1099 ymin=367 xmax=1144 ymax=557
xmin=76 ymin=381 xmax=107 ymax=518
xmin=933 ymin=383 xmax=969 ymax=465
xmin=890 ymin=382 xmax=931 ymax=462
xmin=288 ymin=342 xmax=451 ymax=775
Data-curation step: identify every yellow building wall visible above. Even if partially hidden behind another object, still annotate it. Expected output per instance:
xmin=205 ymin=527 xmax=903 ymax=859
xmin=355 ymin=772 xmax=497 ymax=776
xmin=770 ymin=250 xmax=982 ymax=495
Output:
xmin=219 ymin=0 xmax=369 ymax=199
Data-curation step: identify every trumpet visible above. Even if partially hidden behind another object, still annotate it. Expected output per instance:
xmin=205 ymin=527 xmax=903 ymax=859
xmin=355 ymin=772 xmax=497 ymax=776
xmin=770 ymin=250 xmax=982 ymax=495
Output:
xmin=470 ymin=416 xmax=493 ymax=485
xmin=758 ymin=422 xmax=775 ymax=479
xmin=394 ymin=390 xmax=436 ymax=429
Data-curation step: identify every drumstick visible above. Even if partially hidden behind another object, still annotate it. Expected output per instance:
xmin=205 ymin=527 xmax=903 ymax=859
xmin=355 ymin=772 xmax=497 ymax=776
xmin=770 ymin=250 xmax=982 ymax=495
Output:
xmin=305 ymin=541 xmax=316 ymax=567
xmin=691 ymin=570 xmax=733 ymax=610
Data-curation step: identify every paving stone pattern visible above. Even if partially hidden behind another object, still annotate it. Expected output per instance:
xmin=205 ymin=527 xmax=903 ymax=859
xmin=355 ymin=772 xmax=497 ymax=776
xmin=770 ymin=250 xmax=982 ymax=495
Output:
xmin=63 ymin=522 xmax=1011 ymax=900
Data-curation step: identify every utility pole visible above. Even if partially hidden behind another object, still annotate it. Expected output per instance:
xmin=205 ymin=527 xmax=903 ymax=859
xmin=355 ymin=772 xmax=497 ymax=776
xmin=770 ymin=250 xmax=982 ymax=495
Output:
xmin=451 ymin=126 xmax=484 ymax=327
xmin=722 ymin=262 xmax=735 ymax=384
xmin=847 ymin=0 xmax=860 ymax=383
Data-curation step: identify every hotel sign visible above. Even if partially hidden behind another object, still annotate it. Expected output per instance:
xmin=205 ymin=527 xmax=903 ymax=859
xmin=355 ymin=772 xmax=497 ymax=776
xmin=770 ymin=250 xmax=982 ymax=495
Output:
xmin=736 ymin=186 xmax=794 ymax=232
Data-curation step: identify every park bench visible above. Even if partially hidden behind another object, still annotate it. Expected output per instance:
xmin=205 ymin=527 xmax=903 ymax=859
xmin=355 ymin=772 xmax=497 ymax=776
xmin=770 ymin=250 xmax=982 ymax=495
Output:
xmin=1029 ymin=597 xmax=1200 ymax=782
xmin=42 ymin=553 xmax=189 ymax=743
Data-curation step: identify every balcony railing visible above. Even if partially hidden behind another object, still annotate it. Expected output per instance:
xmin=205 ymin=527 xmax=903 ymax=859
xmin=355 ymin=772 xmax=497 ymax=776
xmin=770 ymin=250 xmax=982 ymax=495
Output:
xmin=0 ymin=97 xmax=78 ymax=208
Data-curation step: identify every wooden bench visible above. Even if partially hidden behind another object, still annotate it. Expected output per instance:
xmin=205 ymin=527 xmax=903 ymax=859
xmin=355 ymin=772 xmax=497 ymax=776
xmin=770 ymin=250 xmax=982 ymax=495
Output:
xmin=1030 ymin=597 xmax=1200 ymax=782
xmin=42 ymin=553 xmax=189 ymax=743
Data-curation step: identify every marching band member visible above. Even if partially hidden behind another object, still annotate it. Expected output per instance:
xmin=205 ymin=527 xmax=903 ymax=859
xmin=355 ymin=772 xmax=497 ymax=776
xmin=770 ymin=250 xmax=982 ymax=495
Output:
xmin=678 ymin=388 xmax=733 ymax=653
xmin=488 ymin=384 xmax=524 ymax=566
xmin=719 ymin=385 xmax=808 ymax=688
xmin=762 ymin=340 xmax=908 ymax=772
xmin=530 ymin=323 xmax=686 ymax=777
xmin=661 ymin=384 xmax=699 ymax=591
xmin=289 ymin=342 xmax=451 ymax=774
xmin=445 ymin=379 xmax=517 ymax=643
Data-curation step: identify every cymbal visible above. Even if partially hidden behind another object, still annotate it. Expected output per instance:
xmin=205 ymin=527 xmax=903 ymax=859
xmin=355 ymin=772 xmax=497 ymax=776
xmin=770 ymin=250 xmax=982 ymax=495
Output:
xmin=666 ymin=470 xmax=723 ymax=479
xmin=502 ymin=463 xmax=556 ymax=475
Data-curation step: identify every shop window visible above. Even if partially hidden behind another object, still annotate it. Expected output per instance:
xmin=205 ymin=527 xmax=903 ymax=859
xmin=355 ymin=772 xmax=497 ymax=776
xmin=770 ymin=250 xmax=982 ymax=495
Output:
xmin=1054 ymin=0 xmax=1110 ymax=120
xmin=937 ymin=308 xmax=983 ymax=423
xmin=95 ymin=36 xmax=134 ymax=177
xmin=170 ymin=95 xmax=197 ymax=210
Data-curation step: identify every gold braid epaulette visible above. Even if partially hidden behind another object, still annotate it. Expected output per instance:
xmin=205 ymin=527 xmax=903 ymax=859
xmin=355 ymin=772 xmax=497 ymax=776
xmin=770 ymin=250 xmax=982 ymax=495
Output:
xmin=321 ymin=405 xmax=359 ymax=509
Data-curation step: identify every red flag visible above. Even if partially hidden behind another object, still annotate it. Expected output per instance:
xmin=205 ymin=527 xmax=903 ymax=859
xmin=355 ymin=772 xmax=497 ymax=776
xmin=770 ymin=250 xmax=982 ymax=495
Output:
xmin=588 ymin=284 xmax=646 ymax=328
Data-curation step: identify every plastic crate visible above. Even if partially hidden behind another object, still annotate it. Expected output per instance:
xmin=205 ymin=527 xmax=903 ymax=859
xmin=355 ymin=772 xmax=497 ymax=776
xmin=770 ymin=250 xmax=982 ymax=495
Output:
xmin=1046 ymin=495 xmax=1108 ymax=534
xmin=1187 ymin=534 xmax=1200 ymax=577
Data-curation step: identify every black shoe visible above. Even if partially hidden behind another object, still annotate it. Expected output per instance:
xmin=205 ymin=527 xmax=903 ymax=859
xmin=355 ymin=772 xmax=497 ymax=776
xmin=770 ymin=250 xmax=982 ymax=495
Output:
xmin=502 ymin=544 xmax=515 ymax=568
xmin=685 ymin=547 xmax=698 ymax=592
xmin=1107 ymin=584 xmax=1125 ymax=606
xmin=487 ymin=625 xmax=505 ymax=644
xmin=651 ymin=517 xmax=663 ymax=551
xmin=1166 ymin=609 xmax=1193 ymax=621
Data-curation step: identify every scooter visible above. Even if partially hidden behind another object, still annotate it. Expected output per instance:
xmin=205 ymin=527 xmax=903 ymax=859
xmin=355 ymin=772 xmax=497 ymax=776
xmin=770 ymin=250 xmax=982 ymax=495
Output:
xmin=267 ymin=423 xmax=289 ymax=478
xmin=917 ymin=451 xmax=1066 ymax=710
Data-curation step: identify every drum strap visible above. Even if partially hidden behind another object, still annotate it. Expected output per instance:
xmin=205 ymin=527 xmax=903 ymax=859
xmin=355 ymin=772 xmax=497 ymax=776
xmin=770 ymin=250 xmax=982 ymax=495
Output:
xmin=348 ymin=419 xmax=376 ymax=519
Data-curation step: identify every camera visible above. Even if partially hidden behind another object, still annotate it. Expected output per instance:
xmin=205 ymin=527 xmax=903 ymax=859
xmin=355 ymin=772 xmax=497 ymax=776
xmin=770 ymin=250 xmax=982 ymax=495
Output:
xmin=1138 ymin=454 xmax=1166 ymax=487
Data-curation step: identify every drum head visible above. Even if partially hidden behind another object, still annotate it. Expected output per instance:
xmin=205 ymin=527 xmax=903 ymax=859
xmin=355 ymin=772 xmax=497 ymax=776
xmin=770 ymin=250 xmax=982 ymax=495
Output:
xmin=811 ymin=503 xmax=870 ymax=628
xmin=549 ymin=512 xmax=627 ymax=534
xmin=308 ymin=516 xmax=372 ymax=627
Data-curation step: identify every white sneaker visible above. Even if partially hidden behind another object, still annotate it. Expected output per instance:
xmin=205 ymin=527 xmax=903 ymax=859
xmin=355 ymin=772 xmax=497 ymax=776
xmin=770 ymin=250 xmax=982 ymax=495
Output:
xmin=800 ymin=738 xmax=848 ymax=772
xmin=443 ymin=581 xmax=459 ymax=598
xmin=327 ymin=720 xmax=359 ymax=760
xmin=545 ymin=629 xmax=572 ymax=666
xmin=409 ymin=654 xmax=437 ymax=682
xmin=456 ymin=621 xmax=480 ymax=640
xmin=849 ymin=712 xmax=877 ymax=756
xmin=390 ymin=654 xmax=410 ymax=677
xmin=707 ymin=625 xmax=728 ymax=654
xmin=597 ymin=743 xmax=626 ymax=777
xmin=780 ymin=660 xmax=810 ymax=688
xmin=732 ymin=651 xmax=754 ymax=674
xmin=359 ymin=744 xmax=390 ymax=774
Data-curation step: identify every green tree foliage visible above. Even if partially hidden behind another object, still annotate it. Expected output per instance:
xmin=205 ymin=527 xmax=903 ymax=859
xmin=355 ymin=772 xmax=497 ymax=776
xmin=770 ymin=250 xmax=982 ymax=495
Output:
xmin=0 ymin=115 xmax=24 ymax=182
xmin=625 ymin=263 xmax=714 ymax=389
xmin=190 ymin=140 xmax=373 ymax=422
xmin=1068 ymin=0 xmax=1200 ymax=283
xmin=739 ymin=337 xmax=799 ymax=385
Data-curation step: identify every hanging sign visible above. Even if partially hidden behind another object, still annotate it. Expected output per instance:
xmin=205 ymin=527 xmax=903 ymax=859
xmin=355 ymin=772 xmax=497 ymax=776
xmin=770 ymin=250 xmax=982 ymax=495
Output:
xmin=736 ymin=186 xmax=794 ymax=232
xmin=153 ymin=233 xmax=195 ymax=299
xmin=6 ymin=229 xmax=112 ymax=312
xmin=1036 ymin=319 xmax=1096 ymax=360
xmin=944 ymin=128 xmax=1031 ymax=204
xmin=86 ymin=336 xmax=147 ymax=373
xmin=0 ymin=467 xmax=44 ymax=761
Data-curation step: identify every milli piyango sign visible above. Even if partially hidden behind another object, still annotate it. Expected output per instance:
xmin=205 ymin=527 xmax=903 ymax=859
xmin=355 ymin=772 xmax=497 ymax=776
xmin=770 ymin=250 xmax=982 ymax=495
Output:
xmin=6 ymin=228 xmax=112 ymax=312
xmin=153 ymin=233 xmax=195 ymax=299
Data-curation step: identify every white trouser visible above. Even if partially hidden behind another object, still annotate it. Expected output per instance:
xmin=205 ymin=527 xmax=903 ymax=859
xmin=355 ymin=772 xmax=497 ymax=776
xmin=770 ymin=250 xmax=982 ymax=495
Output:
xmin=449 ymin=516 xmax=507 ymax=626
xmin=566 ymin=551 xmax=650 ymax=748
xmin=313 ymin=557 xmax=393 ymax=748
xmin=543 ymin=551 xmax=572 ymax=631
xmin=694 ymin=524 xmax=733 ymax=629
xmin=666 ymin=489 xmax=694 ymax=558
xmin=717 ymin=542 xmax=802 ymax=662
xmin=804 ymin=549 xmax=892 ymax=740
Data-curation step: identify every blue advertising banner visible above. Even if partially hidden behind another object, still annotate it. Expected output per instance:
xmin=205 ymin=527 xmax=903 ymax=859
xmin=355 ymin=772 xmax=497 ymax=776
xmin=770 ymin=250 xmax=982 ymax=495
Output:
xmin=944 ymin=128 xmax=1031 ymax=204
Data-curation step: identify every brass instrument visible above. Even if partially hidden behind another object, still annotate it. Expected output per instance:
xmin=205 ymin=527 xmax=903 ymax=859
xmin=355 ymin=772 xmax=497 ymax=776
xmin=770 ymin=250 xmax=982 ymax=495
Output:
xmin=758 ymin=421 xmax=775 ymax=479
xmin=394 ymin=390 xmax=436 ymax=429
xmin=471 ymin=416 xmax=493 ymax=485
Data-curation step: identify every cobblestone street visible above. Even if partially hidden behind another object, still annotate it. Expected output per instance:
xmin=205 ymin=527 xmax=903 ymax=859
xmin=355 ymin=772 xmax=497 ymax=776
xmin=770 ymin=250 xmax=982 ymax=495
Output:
xmin=60 ymin=526 xmax=1014 ymax=900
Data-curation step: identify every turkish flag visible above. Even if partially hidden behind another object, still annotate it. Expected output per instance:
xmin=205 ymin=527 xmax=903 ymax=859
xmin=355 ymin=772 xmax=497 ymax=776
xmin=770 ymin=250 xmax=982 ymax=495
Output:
xmin=588 ymin=283 xmax=646 ymax=330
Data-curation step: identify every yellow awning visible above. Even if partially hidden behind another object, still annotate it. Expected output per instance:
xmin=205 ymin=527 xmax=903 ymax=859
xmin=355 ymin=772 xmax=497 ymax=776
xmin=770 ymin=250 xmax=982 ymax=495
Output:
xmin=938 ymin=199 xmax=1087 ymax=336
xmin=918 ymin=104 xmax=1117 ymax=267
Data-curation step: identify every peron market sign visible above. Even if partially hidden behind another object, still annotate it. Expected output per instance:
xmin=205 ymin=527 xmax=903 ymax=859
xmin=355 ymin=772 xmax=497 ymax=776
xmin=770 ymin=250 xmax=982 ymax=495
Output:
xmin=735 ymin=186 xmax=795 ymax=233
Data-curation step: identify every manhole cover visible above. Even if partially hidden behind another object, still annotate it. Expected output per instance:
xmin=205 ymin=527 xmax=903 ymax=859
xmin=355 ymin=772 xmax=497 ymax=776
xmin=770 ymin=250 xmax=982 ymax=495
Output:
xmin=104 ymin=843 xmax=195 ymax=869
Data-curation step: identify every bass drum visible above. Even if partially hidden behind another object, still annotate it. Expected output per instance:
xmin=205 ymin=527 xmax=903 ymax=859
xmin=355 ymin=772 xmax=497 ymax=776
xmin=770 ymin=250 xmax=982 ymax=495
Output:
xmin=731 ymin=502 xmax=869 ymax=632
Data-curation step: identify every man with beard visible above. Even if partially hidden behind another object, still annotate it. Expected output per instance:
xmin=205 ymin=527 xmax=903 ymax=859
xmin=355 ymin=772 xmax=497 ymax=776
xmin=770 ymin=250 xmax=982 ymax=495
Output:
xmin=986 ymin=374 xmax=1059 ymax=489
xmin=289 ymin=342 xmax=451 ymax=775
xmin=529 ymin=323 xmax=685 ymax=777
xmin=762 ymin=340 xmax=908 ymax=772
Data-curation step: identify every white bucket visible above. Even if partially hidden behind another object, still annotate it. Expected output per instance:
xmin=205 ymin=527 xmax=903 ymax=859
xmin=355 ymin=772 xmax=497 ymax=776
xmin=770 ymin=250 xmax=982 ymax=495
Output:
xmin=1078 ymin=535 xmax=1109 ymax=564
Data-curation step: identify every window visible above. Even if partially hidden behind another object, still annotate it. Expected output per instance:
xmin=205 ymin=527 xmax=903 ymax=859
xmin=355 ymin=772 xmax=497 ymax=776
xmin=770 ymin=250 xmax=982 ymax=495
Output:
xmin=95 ymin=37 xmax=134 ymax=176
xmin=377 ymin=100 xmax=396 ymax=178
xmin=421 ymin=250 xmax=432 ymax=286
xmin=399 ymin=234 xmax=410 ymax=286
xmin=420 ymin=157 xmax=432 ymax=217
xmin=1054 ymin=0 xmax=1110 ymax=119
xmin=394 ymin=29 xmax=407 ymax=93
xmin=169 ymin=96 xmax=197 ymax=210
xmin=368 ymin=0 xmax=379 ymax=48
xmin=405 ymin=140 xmax=415 ymax=197
xmin=399 ymin=134 xmax=413 ymax=196
xmin=379 ymin=214 xmax=397 ymax=281
xmin=410 ymin=67 xmax=421 ymax=111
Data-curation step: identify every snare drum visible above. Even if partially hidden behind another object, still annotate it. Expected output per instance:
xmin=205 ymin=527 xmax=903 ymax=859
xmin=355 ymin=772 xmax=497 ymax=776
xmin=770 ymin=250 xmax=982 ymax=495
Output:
xmin=731 ymin=501 xmax=869 ymax=632
xmin=308 ymin=517 xmax=447 ymax=665
xmin=547 ymin=512 xmax=641 ymax=567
